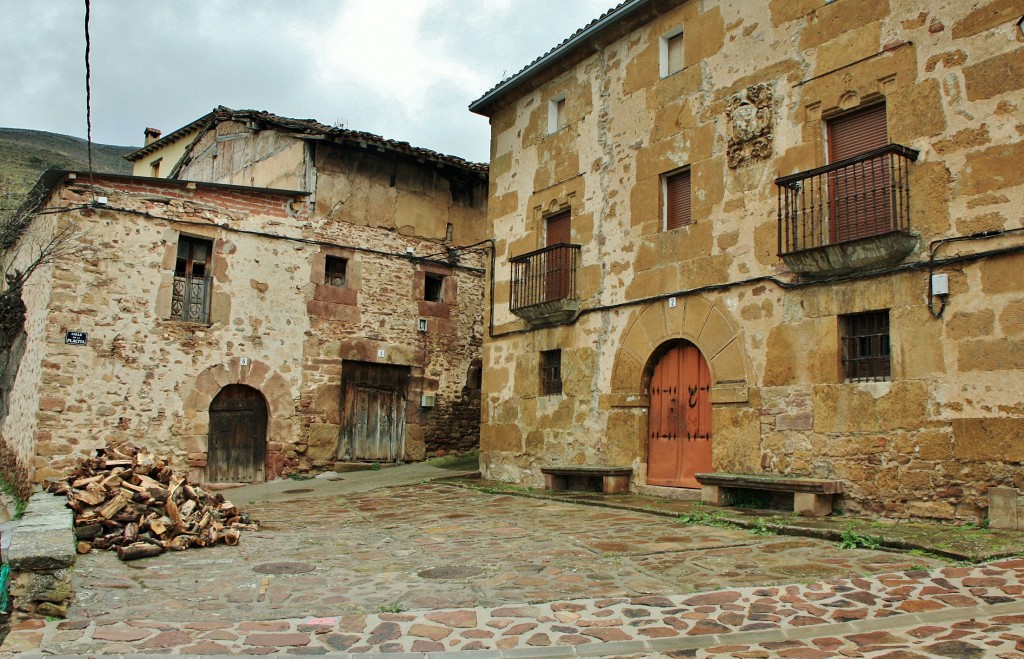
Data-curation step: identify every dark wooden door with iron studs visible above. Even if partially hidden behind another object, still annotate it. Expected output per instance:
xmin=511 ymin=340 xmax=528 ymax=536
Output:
xmin=647 ymin=342 xmax=712 ymax=488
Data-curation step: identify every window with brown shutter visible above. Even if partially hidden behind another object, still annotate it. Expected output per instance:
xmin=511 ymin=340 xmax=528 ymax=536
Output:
xmin=827 ymin=103 xmax=891 ymax=242
xmin=663 ymin=169 xmax=692 ymax=231
xmin=540 ymin=349 xmax=562 ymax=396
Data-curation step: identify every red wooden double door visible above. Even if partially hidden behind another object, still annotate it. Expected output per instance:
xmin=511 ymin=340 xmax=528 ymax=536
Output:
xmin=647 ymin=343 xmax=712 ymax=489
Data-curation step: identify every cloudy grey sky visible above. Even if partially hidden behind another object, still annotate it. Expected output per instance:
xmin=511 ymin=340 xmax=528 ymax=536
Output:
xmin=0 ymin=1 xmax=614 ymax=163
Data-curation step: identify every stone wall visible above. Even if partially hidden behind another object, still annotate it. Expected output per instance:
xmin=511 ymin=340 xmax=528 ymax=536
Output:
xmin=9 ymin=171 xmax=484 ymax=485
xmin=477 ymin=0 xmax=1024 ymax=522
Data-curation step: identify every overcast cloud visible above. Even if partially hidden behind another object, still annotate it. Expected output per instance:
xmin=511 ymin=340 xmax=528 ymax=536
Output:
xmin=0 ymin=0 xmax=613 ymax=163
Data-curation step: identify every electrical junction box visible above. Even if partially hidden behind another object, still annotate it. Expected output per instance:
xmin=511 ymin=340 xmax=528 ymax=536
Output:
xmin=932 ymin=273 xmax=949 ymax=296
xmin=420 ymin=393 xmax=436 ymax=408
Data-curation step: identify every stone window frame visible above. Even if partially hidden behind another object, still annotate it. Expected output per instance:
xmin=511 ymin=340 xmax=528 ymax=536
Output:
xmin=659 ymin=27 xmax=685 ymax=78
xmin=415 ymin=263 xmax=457 ymax=319
xmin=839 ymin=309 xmax=891 ymax=383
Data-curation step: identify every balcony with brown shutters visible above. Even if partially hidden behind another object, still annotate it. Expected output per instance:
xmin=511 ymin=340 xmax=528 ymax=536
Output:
xmin=509 ymin=243 xmax=581 ymax=327
xmin=775 ymin=144 xmax=920 ymax=277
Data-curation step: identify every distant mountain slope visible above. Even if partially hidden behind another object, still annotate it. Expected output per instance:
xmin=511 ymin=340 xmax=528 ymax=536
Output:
xmin=0 ymin=128 xmax=137 ymax=204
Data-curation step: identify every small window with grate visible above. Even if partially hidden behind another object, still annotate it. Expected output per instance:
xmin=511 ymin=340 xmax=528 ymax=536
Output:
xmin=540 ymin=349 xmax=563 ymax=396
xmin=424 ymin=273 xmax=445 ymax=303
xmin=325 ymin=256 xmax=347 ymax=288
xmin=840 ymin=310 xmax=890 ymax=382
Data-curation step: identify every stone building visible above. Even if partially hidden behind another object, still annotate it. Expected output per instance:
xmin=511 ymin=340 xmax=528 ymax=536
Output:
xmin=470 ymin=0 xmax=1024 ymax=522
xmin=0 ymin=108 xmax=487 ymax=488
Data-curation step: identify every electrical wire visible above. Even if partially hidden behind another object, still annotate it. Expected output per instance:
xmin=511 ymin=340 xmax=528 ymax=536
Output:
xmin=83 ymin=0 xmax=95 ymax=197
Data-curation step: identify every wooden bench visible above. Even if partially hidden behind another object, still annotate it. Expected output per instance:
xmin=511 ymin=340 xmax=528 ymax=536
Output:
xmin=695 ymin=473 xmax=844 ymax=517
xmin=541 ymin=466 xmax=632 ymax=494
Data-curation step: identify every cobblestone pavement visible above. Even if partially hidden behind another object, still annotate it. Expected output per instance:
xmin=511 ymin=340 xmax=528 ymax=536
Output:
xmin=3 ymin=481 xmax=1023 ymax=656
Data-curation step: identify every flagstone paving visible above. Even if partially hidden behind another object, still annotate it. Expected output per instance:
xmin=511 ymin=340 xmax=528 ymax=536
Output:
xmin=2 ymin=481 xmax=1022 ymax=656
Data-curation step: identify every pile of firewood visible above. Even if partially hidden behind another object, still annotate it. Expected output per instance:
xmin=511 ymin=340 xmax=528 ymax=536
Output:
xmin=45 ymin=444 xmax=258 ymax=561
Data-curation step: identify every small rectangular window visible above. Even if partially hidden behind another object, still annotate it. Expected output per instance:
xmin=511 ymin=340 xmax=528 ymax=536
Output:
xmin=660 ymin=28 xmax=684 ymax=78
xmin=325 ymin=256 xmax=347 ymax=288
xmin=663 ymin=169 xmax=692 ymax=231
xmin=171 ymin=235 xmax=212 ymax=323
xmin=840 ymin=310 xmax=890 ymax=382
xmin=548 ymin=95 xmax=566 ymax=134
xmin=424 ymin=273 xmax=445 ymax=303
xmin=540 ymin=349 xmax=562 ymax=396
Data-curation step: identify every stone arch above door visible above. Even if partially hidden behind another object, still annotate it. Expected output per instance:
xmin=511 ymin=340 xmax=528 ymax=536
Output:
xmin=611 ymin=296 xmax=750 ymax=404
xmin=182 ymin=358 xmax=294 ymax=480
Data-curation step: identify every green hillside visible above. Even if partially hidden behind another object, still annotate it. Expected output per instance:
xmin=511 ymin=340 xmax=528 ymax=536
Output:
xmin=0 ymin=128 xmax=137 ymax=205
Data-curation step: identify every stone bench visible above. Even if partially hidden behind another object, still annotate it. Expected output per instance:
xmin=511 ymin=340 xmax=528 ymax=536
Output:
xmin=541 ymin=466 xmax=632 ymax=494
xmin=695 ymin=473 xmax=844 ymax=517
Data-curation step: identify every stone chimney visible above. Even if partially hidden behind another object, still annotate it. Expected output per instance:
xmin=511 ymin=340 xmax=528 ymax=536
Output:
xmin=144 ymin=127 xmax=162 ymax=145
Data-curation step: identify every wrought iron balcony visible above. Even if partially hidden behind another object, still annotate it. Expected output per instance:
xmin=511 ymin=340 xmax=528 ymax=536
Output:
xmin=776 ymin=144 xmax=919 ymax=277
xmin=509 ymin=243 xmax=581 ymax=327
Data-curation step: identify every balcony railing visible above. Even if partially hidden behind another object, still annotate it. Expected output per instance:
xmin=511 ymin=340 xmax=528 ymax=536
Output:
xmin=509 ymin=243 xmax=581 ymax=327
xmin=775 ymin=144 xmax=919 ymax=276
xmin=171 ymin=274 xmax=211 ymax=323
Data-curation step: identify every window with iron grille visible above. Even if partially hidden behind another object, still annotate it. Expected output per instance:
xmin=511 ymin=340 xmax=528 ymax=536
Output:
xmin=171 ymin=235 xmax=212 ymax=323
xmin=540 ymin=349 xmax=562 ymax=396
xmin=840 ymin=310 xmax=890 ymax=382
xmin=325 ymin=256 xmax=347 ymax=287
xmin=663 ymin=168 xmax=692 ymax=231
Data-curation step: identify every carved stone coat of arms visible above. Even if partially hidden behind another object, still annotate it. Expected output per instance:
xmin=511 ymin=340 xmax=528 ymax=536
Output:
xmin=726 ymin=84 xmax=774 ymax=169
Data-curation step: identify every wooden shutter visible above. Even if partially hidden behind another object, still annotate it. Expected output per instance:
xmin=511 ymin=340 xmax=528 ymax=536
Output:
xmin=828 ymin=103 xmax=887 ymax=162
xmin=666 ymin=33 xmax=684 ymax=75
xmin=827 ymin=103 xmax=891 ymax=241
xmin=546 ymin=210 xmax=571 ymax=246
xmin=665 ymin=170 xmax=692 ymax=230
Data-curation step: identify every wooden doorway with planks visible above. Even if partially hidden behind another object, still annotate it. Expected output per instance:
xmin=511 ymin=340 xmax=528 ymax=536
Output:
xmin=646 ymin=341 xmax=712 ymax=488
xmin=207 ymin=385 xmax=268 ymax=483
xmin=338 ymin=361 xmax=411 ymax=463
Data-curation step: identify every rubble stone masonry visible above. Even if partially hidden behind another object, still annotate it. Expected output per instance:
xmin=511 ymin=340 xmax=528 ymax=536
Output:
xmin=2 ymin=171 xmax=483 ymax=485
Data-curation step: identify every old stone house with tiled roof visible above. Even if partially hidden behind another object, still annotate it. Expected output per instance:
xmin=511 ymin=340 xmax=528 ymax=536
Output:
xmin=0 ymin=108 xmax=487 ymax=490
xmin=470 ymin=0 xmax=1024 ymax=523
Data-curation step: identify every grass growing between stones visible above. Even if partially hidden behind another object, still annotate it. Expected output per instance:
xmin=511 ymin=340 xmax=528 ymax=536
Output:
xmin=426 ymin=450 xmax=480 ymax=471
xmin=0 ymin=475 xmax=26 ymax=519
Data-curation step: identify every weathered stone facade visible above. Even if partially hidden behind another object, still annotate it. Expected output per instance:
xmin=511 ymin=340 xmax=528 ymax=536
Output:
xmin=2 ymin=112 xmax=487 ymax=486
xmin=471 ymin=0 xmax=1024 ymax=522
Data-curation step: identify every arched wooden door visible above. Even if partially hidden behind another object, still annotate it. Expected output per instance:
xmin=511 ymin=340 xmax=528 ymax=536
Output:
xmin=647 ymin=342 xmax=712 ymax=488
xmin=208 ymin=385 xmax=267 ymax=483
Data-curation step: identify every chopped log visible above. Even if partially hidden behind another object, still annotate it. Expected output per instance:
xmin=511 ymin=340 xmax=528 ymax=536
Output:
xmin=222 ymin=528 xmax=240 ymax=546
xmin=117 ymin=543 xmax=164 ymax=561
xmin=179 ymin=499 xmax=197 ymax=519
xmin=98 ymin=494 xmax=127 ymax=519
xmin=77 ymin=541 xmax=92 ymax=554
xmin=74 ymin=523 xmax=104 ymax=540
xmin=165 ymin=499 xmax=182 ymax=525
xmin=148 ymin=518 xmax=168 ymax=536
xmin=72 ymin=475 xmax=104 ymax=488
xmin=123 ymin=522 xmax=139 ymax=544
xmin=73 ymin=488 xmax=106 ymax=507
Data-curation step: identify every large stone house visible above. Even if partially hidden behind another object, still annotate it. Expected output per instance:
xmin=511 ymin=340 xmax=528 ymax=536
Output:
xmin=469 ymin=0 xmax=1024 ymax=522
xmin=0 ymin=108 xmax=487 ymax=490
